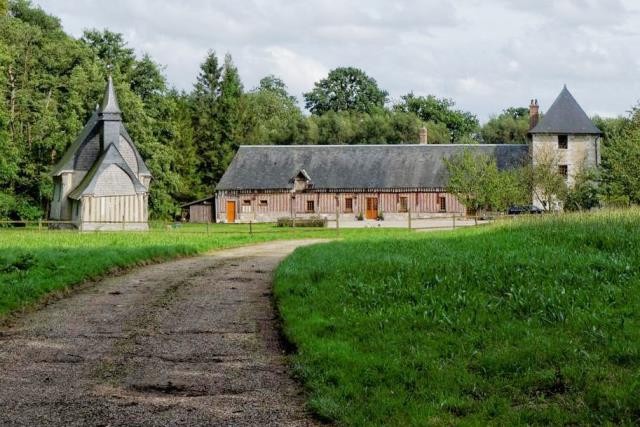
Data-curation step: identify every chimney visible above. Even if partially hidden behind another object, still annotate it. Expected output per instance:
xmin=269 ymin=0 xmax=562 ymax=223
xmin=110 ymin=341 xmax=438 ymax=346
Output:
xmin=419 ymin=126 xmax=428 ymax=144
xmin=529 ymin=99 xmax=539 ymax=130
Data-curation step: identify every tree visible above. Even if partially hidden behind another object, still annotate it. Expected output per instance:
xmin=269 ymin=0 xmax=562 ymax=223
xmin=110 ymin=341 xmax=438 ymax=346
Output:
xmin=601 ymin=106 xmax=640 ymax=205
xmin=81 ymin=29 xmax=135 ymax=72
xmin=564 ymin=167 xmax=600 ymax=211
xmin=191 ymin=51 xmax=222 ymax=191
xmin=241 ymin=75 xmax=305 ymax=145
xmin=394 ymin=93 xmax=479 ymax=142
xmin=480 ymin=107 xmax=530 ymax=144
xmin=214 ymin=53 xmax=244 ymax=180
xmin=529 ymin=147 xmax=567 ymax=211
xmin=445 ymin=149 xmax=529 ymax=214
xmin=304 ymin=67 xmax=388 ymax=115
xmin=191 ymin=51 xmax=244 ymax=190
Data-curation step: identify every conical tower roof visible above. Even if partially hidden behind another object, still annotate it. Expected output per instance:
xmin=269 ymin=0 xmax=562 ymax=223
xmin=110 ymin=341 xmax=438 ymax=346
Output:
xmin=530 ymin=86 xmax=602 ymax=135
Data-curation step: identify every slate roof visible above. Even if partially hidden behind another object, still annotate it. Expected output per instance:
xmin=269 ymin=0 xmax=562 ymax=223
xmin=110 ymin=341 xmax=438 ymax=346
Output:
xmin=51 ymin=78 xmax=151 ymax=177
xmin=68 ymin=143 xmax=147 ymax=199
xmin=180 ymin=196 xmax=215 ymax=208
xmin=530 ymin=86 xmax=602 ymax=135
xmin=216 ymin=144 xmax=530 ymax=191
xmin=51 ymin=109 xmax=100 ymax=175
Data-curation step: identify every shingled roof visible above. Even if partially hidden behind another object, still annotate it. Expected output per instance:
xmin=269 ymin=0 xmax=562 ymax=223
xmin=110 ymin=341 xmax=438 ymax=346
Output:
xmin=530 ymin=86 xmax=602 ymax=135
xmin=216 ymin=144 xmax=529 ymax=191
xmin=68 ymin=143 xmax=147 ymax=199
xmin=51 ymin=78 xmax=151 ymax=177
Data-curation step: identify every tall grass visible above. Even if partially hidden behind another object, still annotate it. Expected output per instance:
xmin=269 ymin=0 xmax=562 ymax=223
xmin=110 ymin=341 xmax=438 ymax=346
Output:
xmin=274 ymin=210 xmax=640 ymax=425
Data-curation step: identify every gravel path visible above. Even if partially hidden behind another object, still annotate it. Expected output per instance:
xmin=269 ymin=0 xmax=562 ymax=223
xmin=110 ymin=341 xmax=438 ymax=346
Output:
xmin=0 ymin=240 xmax=323 ymax=426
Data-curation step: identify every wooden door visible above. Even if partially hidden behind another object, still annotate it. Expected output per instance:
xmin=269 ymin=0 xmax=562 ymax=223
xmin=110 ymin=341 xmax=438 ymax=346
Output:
xmin=226 ymin=201 xmax=236 ymax=223
xmin=365 ymin=197 xmax=378 ymax=219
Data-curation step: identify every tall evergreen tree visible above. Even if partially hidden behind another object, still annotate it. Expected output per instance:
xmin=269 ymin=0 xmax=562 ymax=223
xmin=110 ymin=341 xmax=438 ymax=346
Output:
xmin=192 ymin=51 xmax=222 ymax=191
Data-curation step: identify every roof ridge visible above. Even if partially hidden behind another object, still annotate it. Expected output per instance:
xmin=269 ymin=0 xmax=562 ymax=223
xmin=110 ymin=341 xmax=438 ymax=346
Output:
xmin=239 ymin=144 xmax=529 ymax=148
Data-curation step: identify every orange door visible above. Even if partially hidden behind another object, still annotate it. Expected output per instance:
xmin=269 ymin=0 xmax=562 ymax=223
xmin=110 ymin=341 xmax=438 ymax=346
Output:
xmin=226 ymin=201 xmax=236 ymax=223
xmin=365 ymin=198 xmax=378 ymax=219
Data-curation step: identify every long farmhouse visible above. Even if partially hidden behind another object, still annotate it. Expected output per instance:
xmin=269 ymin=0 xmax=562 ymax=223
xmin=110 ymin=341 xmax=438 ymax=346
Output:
xmin=215 ymin=86 xmax=601 ymax=223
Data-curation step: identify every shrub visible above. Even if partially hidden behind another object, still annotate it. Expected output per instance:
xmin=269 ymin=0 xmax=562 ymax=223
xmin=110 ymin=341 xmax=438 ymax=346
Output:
xmin=277 ymin=216 xmax=327 ymax=228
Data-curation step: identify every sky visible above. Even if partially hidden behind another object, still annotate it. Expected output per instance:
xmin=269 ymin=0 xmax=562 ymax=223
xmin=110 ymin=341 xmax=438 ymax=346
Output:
xmin=35 ymin=0 xmax=640 ymax=122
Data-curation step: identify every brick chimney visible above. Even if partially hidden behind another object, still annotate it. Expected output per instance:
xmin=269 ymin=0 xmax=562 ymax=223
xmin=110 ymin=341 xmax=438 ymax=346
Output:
xmin=419 ymin=126 xmax=428 ymax=144
xmin=529 ymin=99 xmax=539 ymax=130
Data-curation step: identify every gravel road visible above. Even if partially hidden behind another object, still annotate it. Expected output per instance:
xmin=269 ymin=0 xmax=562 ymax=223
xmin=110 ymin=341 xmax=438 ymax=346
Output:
xmin=0 ymin=240 xmax=323 ymax=426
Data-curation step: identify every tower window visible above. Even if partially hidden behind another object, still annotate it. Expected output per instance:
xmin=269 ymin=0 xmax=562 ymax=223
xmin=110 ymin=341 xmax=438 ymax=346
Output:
xmin=558 ymin=165 xmax=568 ymax=178
xmin=558 ymin=135 xmax=568 ymax=149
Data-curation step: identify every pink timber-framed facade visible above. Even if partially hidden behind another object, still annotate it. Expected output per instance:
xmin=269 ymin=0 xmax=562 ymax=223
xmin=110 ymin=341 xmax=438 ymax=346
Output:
xmin=216 ymin=190 xmax=465 ymax=223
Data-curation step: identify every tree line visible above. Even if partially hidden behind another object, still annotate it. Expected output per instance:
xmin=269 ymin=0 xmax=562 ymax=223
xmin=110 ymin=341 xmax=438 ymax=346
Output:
xmin=1 ymin=0 xmax=639 ymax=220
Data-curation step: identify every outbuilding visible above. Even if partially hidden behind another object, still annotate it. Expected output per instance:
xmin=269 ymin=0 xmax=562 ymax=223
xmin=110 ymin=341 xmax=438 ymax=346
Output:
xmin=180 ymin=196 xmax=215 ymax=223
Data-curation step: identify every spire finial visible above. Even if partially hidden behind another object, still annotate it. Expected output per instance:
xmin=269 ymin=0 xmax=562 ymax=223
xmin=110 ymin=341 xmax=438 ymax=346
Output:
xmin=100 ymin=75 xmax=121 ymax=116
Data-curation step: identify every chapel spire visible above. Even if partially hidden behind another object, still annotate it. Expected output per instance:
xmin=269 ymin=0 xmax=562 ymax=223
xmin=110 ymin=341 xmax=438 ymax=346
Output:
xmin=99 ymin=75 xmax=122 ymax=120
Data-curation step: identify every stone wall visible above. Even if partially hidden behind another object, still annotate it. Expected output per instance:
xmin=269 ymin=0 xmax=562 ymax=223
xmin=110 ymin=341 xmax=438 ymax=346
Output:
xmin=531 ymin=134 xmax=599 ymax=186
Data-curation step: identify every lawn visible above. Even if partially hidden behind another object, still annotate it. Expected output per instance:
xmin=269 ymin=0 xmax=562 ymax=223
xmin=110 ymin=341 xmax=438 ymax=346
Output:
xmin=274 ymin=210 xmax=640 ymax=425
xmin=0 ymin=222 xmax=408 ymax=318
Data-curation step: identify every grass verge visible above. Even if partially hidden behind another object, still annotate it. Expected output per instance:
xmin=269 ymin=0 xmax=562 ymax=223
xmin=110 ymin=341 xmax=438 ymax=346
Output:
xmin=0 ymin=223 xmax=408 ymax=319
xmin=274 ymin=210 xmax=640 ymax=425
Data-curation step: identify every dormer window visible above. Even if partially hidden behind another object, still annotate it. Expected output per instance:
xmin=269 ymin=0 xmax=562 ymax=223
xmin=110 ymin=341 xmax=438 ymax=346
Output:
xmin=290 ymin=169 xmax=312 ymax=192
xmin=558 ymin=135 xmax=568 ymax=149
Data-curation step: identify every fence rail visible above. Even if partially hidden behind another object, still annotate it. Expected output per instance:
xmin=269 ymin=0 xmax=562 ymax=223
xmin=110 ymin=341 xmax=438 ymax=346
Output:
xmin=0 ymin=213 xmax=534 ymax=235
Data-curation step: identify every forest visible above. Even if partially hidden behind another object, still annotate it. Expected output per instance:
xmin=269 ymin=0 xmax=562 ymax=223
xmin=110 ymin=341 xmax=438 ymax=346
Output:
xmin=1 ymin=0 xmax=639 ymax=219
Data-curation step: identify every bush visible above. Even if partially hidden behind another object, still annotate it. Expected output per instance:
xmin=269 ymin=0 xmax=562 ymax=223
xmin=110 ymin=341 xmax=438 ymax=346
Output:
xmin=602 ymin=194 xmax=631 ymax=209
xmin=277 ymin=216 xmax=328 ymax=228
xmin=0 ymin=192 xmax=43 ymax=221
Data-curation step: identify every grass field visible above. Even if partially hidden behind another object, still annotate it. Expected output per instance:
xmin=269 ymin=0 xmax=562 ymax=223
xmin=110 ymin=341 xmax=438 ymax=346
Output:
xmin=274 ymin=210 xmax=640 ymax=425
xmin=0 ymin=223 xmax=408 ymax=318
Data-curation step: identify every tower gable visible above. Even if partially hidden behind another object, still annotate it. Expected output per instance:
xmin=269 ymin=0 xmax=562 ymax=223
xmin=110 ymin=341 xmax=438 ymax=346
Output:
xmin=94 ymin=164 xmax=137 ymax=196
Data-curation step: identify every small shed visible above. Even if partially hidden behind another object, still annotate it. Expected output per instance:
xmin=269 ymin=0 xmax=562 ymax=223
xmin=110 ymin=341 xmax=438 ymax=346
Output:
xmin=180 ymin=196 xmax=215 ymax=223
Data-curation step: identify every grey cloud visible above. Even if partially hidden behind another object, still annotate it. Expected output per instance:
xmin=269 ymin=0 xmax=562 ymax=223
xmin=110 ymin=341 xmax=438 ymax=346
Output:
xmin=35 ymin=0 xmax=640 ymax=121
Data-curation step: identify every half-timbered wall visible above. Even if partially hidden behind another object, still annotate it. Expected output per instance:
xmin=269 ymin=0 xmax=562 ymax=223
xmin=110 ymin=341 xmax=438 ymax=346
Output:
xmin=216 ymin=190 xmax=465 ymax=223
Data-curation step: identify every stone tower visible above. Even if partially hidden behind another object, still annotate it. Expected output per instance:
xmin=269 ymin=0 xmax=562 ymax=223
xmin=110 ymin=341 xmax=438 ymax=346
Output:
xmin=529 ymin=85 xmax=602 ymax=209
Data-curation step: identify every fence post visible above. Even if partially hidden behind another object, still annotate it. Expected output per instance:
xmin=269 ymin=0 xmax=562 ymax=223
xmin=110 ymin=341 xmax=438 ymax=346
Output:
xmin=408 ymin=208 xmax=412 ymax=230
xmin=335 ymin=204 xmax=340 ymax=236
xmin=249 ymin=220 xmax=253 ymax=236
xmin=207 ymin=221 xmax=210 ymax=235
xmin=38 ymin=219 xmax=42 ymax=231
xmin=453 ymin=214 xmax=456 ymax=229
xmin=122 ymin=215 xmax=126 ymax=231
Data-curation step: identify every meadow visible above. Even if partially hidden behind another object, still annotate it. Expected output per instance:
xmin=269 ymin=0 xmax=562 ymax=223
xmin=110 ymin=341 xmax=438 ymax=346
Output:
xmin=0 ymin=222 xmax=409 ymax=318
xmin=274 ymin=210 xmax=640 ymax=425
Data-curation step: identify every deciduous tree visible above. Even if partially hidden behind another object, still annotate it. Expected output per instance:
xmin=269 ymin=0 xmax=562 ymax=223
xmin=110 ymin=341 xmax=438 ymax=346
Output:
xmin=304 ymin=67 xmax=388 ymax=115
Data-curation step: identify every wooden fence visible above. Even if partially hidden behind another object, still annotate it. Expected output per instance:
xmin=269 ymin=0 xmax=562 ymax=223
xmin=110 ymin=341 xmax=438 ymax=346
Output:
xmin=0 ymin=213 xmax=530 ymax=235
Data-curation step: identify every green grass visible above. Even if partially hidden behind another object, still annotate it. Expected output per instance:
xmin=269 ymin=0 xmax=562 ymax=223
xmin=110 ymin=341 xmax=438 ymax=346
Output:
xmin=274 ymin=210 xmax=640 ymax=425
xmin=0 ymin=223 xmax=409 ymax=318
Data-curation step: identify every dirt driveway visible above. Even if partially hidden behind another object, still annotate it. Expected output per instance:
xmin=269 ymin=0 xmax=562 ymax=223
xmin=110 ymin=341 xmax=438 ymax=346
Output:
xmin=0 ymin=240 xmax=324 ymax=426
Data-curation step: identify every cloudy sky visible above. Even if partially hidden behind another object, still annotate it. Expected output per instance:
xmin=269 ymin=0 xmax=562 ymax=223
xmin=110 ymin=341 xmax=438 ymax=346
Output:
xmin=36 ymin=0 xmax=640 ymax=121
